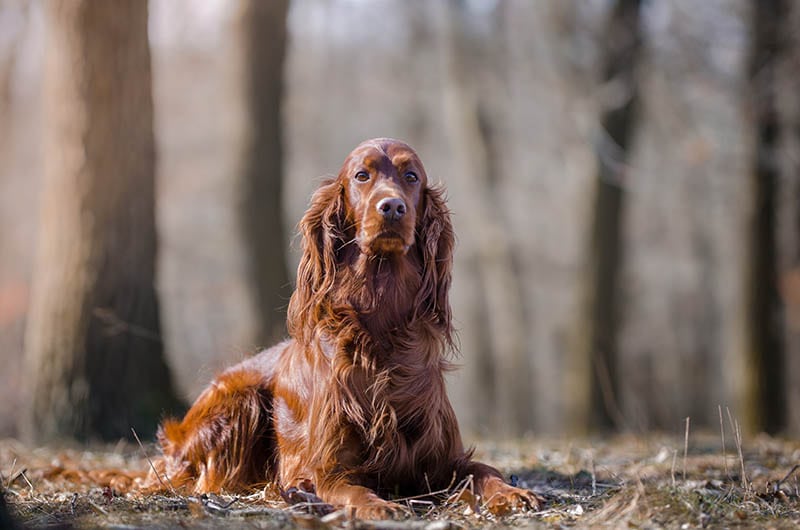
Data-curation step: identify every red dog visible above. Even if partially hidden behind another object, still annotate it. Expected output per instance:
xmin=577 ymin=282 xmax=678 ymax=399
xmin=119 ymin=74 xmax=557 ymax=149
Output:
xmin=152 ymin=138 xmax=540 ymax=518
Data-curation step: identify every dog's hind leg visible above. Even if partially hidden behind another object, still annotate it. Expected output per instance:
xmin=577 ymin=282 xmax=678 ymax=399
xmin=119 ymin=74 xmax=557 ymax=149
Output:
xmin=152 ymin=368 xmax=277 ymax=493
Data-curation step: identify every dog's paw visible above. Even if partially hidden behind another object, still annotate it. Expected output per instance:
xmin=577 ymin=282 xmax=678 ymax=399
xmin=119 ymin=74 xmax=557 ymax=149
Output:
xmin=352 ymin=499 xmax=408 ymax=520
xmin=483 ymin=482 xmax=542 ymax=516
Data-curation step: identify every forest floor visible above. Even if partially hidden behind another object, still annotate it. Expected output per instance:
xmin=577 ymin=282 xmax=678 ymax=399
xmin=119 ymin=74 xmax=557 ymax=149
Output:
xmin=1 ymin=431 xmax=799 ymax=529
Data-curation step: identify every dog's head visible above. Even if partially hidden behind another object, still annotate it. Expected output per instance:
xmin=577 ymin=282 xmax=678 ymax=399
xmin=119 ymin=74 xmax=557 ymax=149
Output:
xmin=288 ymin=138 xmax=454 ymax=345
xmin=337 ymin=138 xmax=426 ymax=256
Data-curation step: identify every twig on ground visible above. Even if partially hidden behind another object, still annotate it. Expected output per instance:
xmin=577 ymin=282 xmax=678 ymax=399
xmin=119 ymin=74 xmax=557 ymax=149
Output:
xmin=725 ymin=408 xmax=747 ymax=491
xmin=683 ymin=417 xmax=690 ymax=481
xmin=634 ymin=473 xmax=649 ymax=516
xmin=718 ymin=405 xmax=729 ymax=479
xmin=670 ymin=450 xmax=677 ymax=488
xmin=774 ymin=464 xmax=799 ymax=494
xmin=443 ymin=474 xmax=475 ymax=511
xmin=130 ymin=427 xmax=177 ymax=495
xmin=201 ymin=494 xmax=239 ymax=512
xmin=395 ymin=472 xmax=460 ymax=506
xmin=408 ymin=498 xmax=436 ymax=517
xmin=87 ymin=499 xmax=108 ymax=515
xmin=15 ymin=470 xmax=34 ymax=494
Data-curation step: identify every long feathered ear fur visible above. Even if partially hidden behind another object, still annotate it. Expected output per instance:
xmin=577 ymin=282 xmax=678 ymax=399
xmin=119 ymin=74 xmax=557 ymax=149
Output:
xmin=287 ymin=178 xmax=346 ymax=344
xmin=414 ymin=185 xmax=455 ymax=350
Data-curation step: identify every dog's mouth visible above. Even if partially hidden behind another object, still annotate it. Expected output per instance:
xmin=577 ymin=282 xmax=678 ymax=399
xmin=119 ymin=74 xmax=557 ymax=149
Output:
xmin=361 ymin=230 xmax=413 ymax=255
xmin=376 ymin=230 xmax=404 ymax=240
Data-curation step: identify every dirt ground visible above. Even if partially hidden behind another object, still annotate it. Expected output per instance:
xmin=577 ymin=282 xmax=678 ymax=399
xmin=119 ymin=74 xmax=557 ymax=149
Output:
xmin=1 ymin=433 xmax=799 ymax=529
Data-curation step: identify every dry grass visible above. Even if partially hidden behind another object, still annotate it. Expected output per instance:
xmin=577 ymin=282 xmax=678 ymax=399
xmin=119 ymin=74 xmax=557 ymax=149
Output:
xmin=2 ymin=431 xmax=799 ymax=529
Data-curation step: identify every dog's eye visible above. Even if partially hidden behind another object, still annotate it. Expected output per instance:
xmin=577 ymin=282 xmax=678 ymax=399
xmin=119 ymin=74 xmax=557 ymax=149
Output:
xmin=404 ymin=171 xmax=419 ymax=183
xmin=354 ymin=171 xmax=370 ymax=182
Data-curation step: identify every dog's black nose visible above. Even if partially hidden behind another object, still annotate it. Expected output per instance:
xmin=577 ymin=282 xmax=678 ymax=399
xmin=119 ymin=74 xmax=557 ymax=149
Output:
xmin=376 ymin=197 xmax=406 ymax=221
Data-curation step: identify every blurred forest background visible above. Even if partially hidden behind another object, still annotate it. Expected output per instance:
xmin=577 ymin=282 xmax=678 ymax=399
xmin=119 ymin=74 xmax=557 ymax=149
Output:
xmin=0 ymin=0 xmax=799 ymax=443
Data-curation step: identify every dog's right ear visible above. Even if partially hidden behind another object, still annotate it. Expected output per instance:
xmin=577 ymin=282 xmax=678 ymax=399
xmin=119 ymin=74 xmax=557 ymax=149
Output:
xmin=287 ymin=178 xmax=345 ymax=343
xmin=414 ymin=185 xmax=455 ymax=349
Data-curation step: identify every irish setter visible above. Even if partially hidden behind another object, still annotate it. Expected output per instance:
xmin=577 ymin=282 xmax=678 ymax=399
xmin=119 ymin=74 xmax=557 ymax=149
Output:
xmin=152 ymin=138 xmax=541 ymax=518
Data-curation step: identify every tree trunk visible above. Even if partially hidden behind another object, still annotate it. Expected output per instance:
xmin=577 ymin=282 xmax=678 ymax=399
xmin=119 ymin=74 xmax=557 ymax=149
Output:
xmin=21 ymin=0 xmax=181 ymax=442
xmin=237 ymin=0 xmax=291 ymax=347
xmin=743 ymin=0 xmax=800 ymax=434
xmin=569 ymin=0 xmax=642 ymax=433
xmin=775 ymin=2 xmax=800 ymax=435
xmin=438 ymin=0 xmax=530 ymax=437
xmin=742 ymin=0 xmax=786 ymax=434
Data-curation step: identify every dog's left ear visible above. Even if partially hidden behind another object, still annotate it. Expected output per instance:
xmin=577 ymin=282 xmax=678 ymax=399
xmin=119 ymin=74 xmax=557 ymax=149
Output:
xmin=414 ymin=185 xmax=454 ymax=346
xmin=287 ymin=178 xmax=345 ymax=344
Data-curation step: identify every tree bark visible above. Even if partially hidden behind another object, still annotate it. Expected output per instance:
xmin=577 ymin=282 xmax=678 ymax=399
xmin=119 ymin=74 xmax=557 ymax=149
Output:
xmin=775 ymin=2 xmax=800 ymax=435
xmin=21 ymin=0 xmax=181 ymax=442
xmin=569 ymin=0 xmax=641 ymax=433
xmin=742 ymin=0 xmax=788 ymax=434
xmin=237 ymin=0 xmax=291 ymax=347
xmin=439 ymin=0 xmax=530 ymax=437
xmin=744 ymin=0 xmax=800 ymax=434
